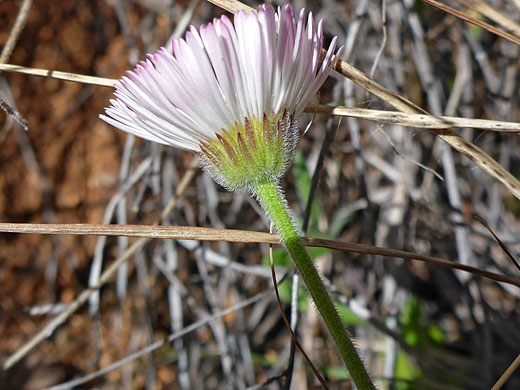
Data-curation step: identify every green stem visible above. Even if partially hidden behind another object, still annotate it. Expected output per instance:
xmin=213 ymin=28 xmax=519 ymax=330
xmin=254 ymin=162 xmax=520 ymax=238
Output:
xmin=253 ymin=179 xmax=376 ymax=390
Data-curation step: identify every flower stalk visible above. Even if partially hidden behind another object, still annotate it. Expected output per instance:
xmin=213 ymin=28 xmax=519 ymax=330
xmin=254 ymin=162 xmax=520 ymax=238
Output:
xmin=253 ymin=179 xmax=376 ymax=390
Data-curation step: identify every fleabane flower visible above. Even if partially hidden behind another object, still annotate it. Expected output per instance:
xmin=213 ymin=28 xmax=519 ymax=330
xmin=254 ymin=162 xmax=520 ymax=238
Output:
xmin=101 ymin=4 xmax=341 ymax=191
xmin=99 ymin=7 xmax=376 ymax=384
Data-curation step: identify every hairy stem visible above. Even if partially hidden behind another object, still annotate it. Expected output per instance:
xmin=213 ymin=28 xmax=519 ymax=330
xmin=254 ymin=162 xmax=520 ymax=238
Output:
xmin=253 ymin=179 xmax=376 ymax=390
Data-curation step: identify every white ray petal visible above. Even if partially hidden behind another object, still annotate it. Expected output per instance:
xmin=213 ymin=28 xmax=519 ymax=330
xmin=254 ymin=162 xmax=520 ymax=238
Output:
xmin=101 ymin=4 xmax=341 ymax=154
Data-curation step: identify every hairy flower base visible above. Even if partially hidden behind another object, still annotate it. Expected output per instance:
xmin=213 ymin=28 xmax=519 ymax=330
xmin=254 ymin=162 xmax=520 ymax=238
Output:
xmin=199 ymin=111 xmax=299 ymax=191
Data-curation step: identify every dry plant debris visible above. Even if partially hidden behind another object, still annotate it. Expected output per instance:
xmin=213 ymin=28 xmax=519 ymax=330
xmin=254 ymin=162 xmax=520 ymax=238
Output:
xmin=1 ymin=0 xmax=520 ymax=389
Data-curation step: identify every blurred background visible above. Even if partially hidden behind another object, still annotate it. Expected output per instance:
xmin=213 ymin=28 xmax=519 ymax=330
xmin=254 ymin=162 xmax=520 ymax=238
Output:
xmin=1 ymin=0 xmax=520 ymax=388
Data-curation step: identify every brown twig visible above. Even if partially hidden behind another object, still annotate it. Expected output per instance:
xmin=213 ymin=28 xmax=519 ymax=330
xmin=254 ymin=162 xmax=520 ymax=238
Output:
xmin=0 ymin=63 xmax=116 ymax=87
xmin=205 ymin=0 xmax=253 ymax=14
xmin=459 ymin=0 xmax=520 ymax=38
xmin=421 ymin=0 xmax=520 ymax=46
xmin=0 ymin=0 xmax=33 ymax=131
xmin=1 ymin=222 xmax=519 ymax=288
xmin=0 ymin=0 xmax=33 ymax=64
xmin=474 ymin=215 xmax=520 ymax=274
xmin=4 ymin=61 xmax=520 ymax=133
xmin=492 ymin=354 xmax=520 ymax=390
xmin=304 ymin=105 xmax=520 ymax=132
xmin=333 ymin=52 xmax=520 ymax=202
xmin=3 ymin=67 xmax=520 ymax=132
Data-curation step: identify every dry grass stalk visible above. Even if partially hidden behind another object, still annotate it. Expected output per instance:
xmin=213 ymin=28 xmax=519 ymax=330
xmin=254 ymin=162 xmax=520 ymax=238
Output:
xmin=2 ymin=65 xmax=520 ymax=132
xmin=1 ymin=222 xmax=519 ymax=288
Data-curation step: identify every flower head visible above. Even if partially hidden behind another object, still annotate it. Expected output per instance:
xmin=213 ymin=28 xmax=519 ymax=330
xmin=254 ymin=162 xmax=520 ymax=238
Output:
xmin=101 ymin=4 xmax=341 ymax=191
